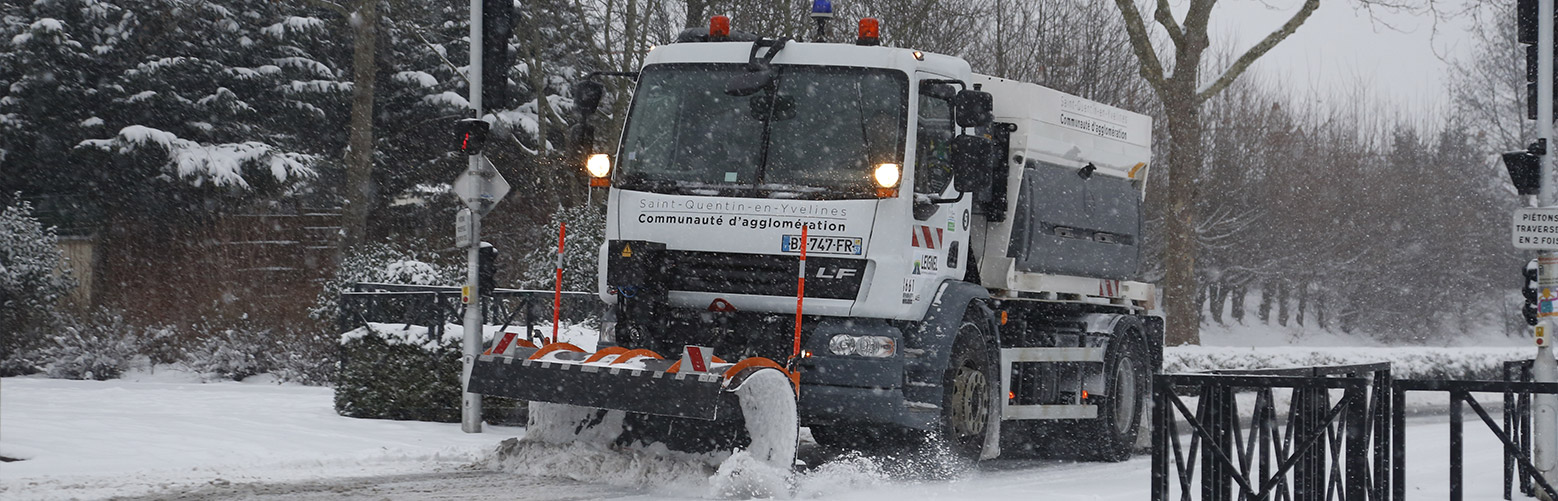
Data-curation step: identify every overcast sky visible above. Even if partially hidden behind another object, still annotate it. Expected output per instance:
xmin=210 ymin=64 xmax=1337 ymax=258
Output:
xmin=1208 ymin=0 xmax=1480 ymax=114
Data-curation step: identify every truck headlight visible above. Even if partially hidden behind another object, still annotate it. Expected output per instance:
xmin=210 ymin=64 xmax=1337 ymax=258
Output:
xmin=874 ymin=163 xmax=900 ymax=188
xmin=586 ymin=153 xmax=612 ymax=178
xmin=827 ymin=334 xmax=896 ymax=357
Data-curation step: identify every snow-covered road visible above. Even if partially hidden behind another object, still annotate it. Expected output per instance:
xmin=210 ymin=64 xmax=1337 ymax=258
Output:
xmin=0 ymin=374 xmax=1530 ymax=500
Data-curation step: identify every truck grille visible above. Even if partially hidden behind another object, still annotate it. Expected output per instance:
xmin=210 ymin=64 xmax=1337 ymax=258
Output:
xmin=664 ymin=251 xmax=865 ymax=300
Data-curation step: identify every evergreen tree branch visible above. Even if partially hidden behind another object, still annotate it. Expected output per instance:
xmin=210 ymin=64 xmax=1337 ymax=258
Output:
xmin=300 ymin=0 xmax=349 ymax=18
xmin=389 ymin=17 xmax=468 ymax=85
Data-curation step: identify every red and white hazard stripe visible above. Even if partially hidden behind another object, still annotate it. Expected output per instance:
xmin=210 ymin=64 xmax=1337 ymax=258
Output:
xmin=910 ymin=225 xmax=944 ymax=249
xmin=1099 ymin=280 xmax=1120 ymax=297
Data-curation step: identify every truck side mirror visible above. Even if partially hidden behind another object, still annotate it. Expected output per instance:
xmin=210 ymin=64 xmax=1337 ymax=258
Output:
xmin=953 ymin=89 xmax=993 ymax=128
xmin=951 ymin=134 xmax=992 ymax=193
xmin=574 ymin=80 xmax=605 ymax=118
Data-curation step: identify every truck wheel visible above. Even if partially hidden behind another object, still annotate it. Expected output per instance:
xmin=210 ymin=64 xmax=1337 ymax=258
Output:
xmin=938 ymin=309 xmax=992 ymax=461
xmin=1087 ymin=329 xmax=1147 ymax=461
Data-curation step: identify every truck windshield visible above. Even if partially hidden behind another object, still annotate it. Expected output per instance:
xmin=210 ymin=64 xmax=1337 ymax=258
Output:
xmin=615 ymin=64 xmax=907 ymax=199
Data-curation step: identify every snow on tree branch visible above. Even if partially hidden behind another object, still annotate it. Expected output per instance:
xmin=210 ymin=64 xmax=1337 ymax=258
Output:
xmin=76 ymin=126 xmax=316 ymax=189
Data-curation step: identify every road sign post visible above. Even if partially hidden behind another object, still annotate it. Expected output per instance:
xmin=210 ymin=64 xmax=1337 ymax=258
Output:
xmin=1536 ymin=0 xmax=1558 ymax=491
xmin=461 ymin=0 xmax=485 ymax=435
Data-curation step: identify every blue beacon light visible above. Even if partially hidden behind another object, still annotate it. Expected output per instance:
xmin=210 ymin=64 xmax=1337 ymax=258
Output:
xmin=810 ymin=0 xmax=833 ymax=42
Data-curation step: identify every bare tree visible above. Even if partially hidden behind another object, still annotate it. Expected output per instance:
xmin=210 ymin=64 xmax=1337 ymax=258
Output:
xmin=1111 ymin=0 xmax=1319 ymax=345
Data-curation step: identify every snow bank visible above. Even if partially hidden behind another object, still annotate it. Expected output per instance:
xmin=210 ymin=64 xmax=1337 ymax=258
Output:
xmin=0 ymin=377 xmax=521 ymax=500
xmin=1165 ymin=345 xmax=1535 ymax=380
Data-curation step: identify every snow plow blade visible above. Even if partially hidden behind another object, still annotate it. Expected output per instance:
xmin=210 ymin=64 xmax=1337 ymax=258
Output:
xmin=467 ymin=351 xmax=737 ymax=420
xmin=468 ymin=343 xmax=799 ymax=470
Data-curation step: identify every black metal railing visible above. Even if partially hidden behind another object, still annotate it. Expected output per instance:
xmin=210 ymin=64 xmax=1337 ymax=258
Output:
xmin=1393 ymin=375 xmax=1558 ymax=501
xmin=337 ymin=282 xmax=599 ymax=346
xmin=1150 ymin=359 xmax=1558 ymax=501
xmin=1152 ymin=363 xmax=1392 ymax=501
xmin=1504 ymin=360 xmax=1534 ymax=500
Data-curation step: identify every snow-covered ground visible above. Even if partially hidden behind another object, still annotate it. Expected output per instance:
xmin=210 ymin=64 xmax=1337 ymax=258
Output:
xmin=0 ymin=374 xmax=522 ymax=500
xmin=1 ymin=322 xmax=1547 ymax=500
xmin=0 ymin=373 xmax=1528 ymax=500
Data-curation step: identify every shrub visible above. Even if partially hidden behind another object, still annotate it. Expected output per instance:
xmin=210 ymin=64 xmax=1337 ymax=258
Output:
xmin=0 ymin=198 xmax=77 ymax=375
xmin=334 ymin=324 xmax=523 ymax=424
xmin=40 ymin=309 xmax=152 ymax=380
xmin=311 ymin=242 xmax=462 ymax=325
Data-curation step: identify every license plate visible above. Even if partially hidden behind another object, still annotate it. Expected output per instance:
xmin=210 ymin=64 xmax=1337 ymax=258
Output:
xmin=781 ymin=235 xmax=863 ymax=255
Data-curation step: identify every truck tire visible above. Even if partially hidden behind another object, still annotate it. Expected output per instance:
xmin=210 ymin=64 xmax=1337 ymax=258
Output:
xmin=1086 ymin=326 xmax=1148 ymax=461
xmin=937 ymin=309 xmax=992 ymax=461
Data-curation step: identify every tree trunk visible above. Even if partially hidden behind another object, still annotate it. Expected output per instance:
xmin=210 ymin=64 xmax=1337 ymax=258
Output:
xmin=1277 ymin=281 xmax=1290 ymax=327
xmin=1161 ymin=87 xmax=1203 ymax=345
xmin=340 ymin=0 xmax=379 ymax=250
xmin=1196 ymin=284 xmax=1208 ymax=325
xmin=684 ymin=0 xmax=707 ymax=28
xmin=1259 ymin=281 xmax=1272 ymax=323
xmin=1315 ymin=292 xmax=1327 ymax=330
xmin=1229 ymin=285 xmax=1245 ymax=324
xmin=1212 ymin=283 xmax=1228 ymax=325
xmin=1296 ymin=281 xmax=1308 ymax=326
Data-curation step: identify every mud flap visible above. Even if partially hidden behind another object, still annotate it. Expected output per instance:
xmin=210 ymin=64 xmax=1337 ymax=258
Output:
xmin=980 ymin=377 xmax=1002 ymax=460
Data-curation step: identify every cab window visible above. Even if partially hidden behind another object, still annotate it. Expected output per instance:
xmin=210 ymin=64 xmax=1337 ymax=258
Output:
xmin=915 ymin=93 xmax=954 ymax=195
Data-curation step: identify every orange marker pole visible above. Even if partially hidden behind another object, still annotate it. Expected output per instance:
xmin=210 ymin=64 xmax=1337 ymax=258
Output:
xmin=792 ymin=225 xmax=807 ymax=366
xmin=553 ymin=223 xmax=566 ymax=344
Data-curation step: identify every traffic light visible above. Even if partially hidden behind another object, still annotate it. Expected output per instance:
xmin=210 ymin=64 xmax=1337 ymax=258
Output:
xmin=1520 ymin=0 xmax=1558 ymax=119
xmin=481 ymin=0 xmax=513 ymax=110
xmin=478 ymin=243 xmax=497 ymax=295
xmin=1503 ymin=138 xmax=1545 ymax=195
xmin=567 ymin=80 xmax=604 ymax=170
xmin=1526 ymin=258 xmax=1541 ymax=326
xmin=456 ymin=118 xmax=489 ymax=155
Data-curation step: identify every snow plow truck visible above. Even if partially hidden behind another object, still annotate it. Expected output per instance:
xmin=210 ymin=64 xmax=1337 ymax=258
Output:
xmin=467 ymin=13 xmax=1162 ymax=469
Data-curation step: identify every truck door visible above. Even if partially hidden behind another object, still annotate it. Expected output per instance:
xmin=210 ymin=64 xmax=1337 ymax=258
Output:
xmin=903 ymin=76 xmax=967 ymax=304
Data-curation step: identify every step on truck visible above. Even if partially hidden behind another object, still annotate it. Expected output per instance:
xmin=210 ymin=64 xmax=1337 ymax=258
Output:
xmin=468 ymin=13 xmax=1162 ymax=469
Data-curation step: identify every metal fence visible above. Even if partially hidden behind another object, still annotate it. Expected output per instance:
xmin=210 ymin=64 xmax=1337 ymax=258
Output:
xmin=1506 ymin=360 xmax=1544 ymax=500
xmin=1391 ymin=376 xmax=1558 ymax=501
xmin=1153 ymin=360 xmax=1558 ymax=501
xmin=337 ymin=282 xmax=599 ymax=346
xmin=1152 ymin=364 xmax=1391 ymax=501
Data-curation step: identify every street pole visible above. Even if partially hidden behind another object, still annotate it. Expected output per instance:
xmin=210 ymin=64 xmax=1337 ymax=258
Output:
xmin=460 ymin=0 xmax=485 ymax=434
